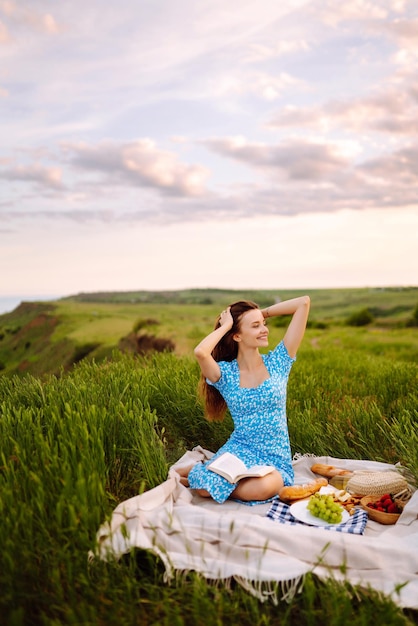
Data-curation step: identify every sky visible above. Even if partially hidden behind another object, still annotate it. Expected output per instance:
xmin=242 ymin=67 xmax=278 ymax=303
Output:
xmin=1 ymin=0 xmax=418 ymax=305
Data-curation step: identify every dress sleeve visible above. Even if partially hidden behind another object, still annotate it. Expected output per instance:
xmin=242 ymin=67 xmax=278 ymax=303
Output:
xmin=265 ymin=340 xmax=296 ymax=375
xmin=206 ymin=361 xmax=230 ymax=393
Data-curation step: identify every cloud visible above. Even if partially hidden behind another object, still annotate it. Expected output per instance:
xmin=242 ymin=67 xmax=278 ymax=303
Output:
xmin=1 ymin=1 xmax=417 ymax=233
xmin=0 ymin=2 xmax=61 ymax=36
xmin=203 ymin=136 xmax=349 ymax=180
xmin=389 ymin=0 xmax=408 ymax=11
xmin=198 ymin=133 xmax=418 ymax=217
xmin=0 ymin=163 xmax=63 ymax=188
xmin=244 ymin=71 xmax=306 ymax=101
xmin=382 ymin=16 xmax=418 ymax=43
xmin=66 ymin=139 xmax=210 ymax=197
xmin=385 ymin=18 xmax=418 ymax=69
xmin=268 ymin=85 xmax=418 ymax=135
xmin=0 ymin=18 xmax=10 ymax=43
xmin=4 ymin=128 xmax=417 ymax=229
xmin=361 ymin=144 xmax=418 ymax=184
xmin=244 ymin=39 xmax=310 ymax=63
xmin=2 ymin=138 xmax=417 ymax=227
xmin=41 ymin=14 xmax=60 ymax=35
xmin=316 ymin=0 xmax=388 ymax=27
xmin=208 ymin=70 xmax=306 ymax=101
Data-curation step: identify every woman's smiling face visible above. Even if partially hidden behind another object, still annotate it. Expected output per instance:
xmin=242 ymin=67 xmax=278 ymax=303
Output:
xmin=234 ymin=308 xmax=269 ymax=347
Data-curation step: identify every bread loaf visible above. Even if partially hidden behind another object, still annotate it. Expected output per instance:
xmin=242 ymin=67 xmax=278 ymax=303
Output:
xmin=311 ymin=463 xmax=353 ymax=478
xmin=279 ymin=477 xmax=328 ymax=502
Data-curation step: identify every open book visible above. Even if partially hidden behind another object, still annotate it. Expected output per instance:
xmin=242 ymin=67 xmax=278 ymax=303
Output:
xmin=208 ymin=452 xmax=275 ymax=483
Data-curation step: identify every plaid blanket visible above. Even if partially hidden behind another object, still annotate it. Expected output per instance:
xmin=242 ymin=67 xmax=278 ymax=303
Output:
xmin=266 ymin=498 xmax=368 ymax=534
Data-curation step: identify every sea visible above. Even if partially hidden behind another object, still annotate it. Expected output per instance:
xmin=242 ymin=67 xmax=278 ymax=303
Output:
xmin=0 ymin=295 xmax=61 ymax=315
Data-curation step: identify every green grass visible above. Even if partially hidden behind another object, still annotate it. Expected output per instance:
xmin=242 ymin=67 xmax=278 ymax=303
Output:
xmin=305 ymin=326 xmax=418 ymax=364
xmin=1 ymin=286 xmax=418 ymax=378
xmin=1 ymin=288 xmax=417 ymax=624
xmin=63 ymin=285 xmax=418 ymax=321
xmin=0 ymin=339 xmax=417 ymax=625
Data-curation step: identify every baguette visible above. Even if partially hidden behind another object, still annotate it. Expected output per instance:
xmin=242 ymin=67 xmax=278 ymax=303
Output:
xmin=279 ymin=477 xmax=328 ymax=502
xmin=311 ymin=463 xmax=353 ymax=478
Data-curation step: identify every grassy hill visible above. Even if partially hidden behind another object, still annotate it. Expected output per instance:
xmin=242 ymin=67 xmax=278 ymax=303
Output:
xmin=0 ymin=287 xmax=417 ymax=377
xmin=1 ymin=324 xmax=417 ymax=624
xmin=1 ymin=288 xmax=418 ymax=624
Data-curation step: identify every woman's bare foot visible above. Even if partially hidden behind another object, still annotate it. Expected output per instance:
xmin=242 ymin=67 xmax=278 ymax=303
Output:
xmin=175 ymin=464 xmax=195 ymax=487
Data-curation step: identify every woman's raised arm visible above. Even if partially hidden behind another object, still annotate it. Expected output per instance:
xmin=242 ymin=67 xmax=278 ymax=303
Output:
xmin=194 ymin=308 xmax=233 ymax=382
xmin=261 ymin=296 xmax=310 ymax=358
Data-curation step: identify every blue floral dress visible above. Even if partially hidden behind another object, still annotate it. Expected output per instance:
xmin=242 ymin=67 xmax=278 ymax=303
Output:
xmin=188 ymin=341 xmax=295 ymax=503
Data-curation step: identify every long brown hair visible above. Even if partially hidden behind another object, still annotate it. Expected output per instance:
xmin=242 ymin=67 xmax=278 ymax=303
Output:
xmin=199 ymin=300 xmax=259 ymax=422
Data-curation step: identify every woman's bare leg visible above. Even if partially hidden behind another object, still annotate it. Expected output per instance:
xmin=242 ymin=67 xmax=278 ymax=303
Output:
xmin=175 ymin=464 xmax=213 ymax=496
xmin=231 ymin=470 xmax=284 ymax=501
xmin=177 ymin=465 xmax=328 ymax=502
xmin=195 ymin=488 xmax=212 ymax=498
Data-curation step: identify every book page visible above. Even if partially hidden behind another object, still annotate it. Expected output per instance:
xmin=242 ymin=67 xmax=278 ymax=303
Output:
xmin=209 ymin=452 xmax=246 ymax=477
xmin=208 ymin=452 xmax=275 ymax=483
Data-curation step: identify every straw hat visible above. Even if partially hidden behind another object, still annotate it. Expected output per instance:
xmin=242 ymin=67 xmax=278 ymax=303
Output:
xmin=346 ymin=470 xmax=409 ymax=497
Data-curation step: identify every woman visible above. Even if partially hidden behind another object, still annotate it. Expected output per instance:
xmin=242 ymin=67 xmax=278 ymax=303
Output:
xmin=180 ymin=296 xmax=326 ymax=504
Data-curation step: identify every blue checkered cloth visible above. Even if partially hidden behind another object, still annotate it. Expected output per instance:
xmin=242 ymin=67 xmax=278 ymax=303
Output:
xmin=266 ymin=499 xmax=368 ymax=534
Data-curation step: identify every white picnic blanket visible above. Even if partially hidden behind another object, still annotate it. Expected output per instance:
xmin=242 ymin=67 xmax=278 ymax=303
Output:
xmin=92 ymin=449 xmax=418 ymax=609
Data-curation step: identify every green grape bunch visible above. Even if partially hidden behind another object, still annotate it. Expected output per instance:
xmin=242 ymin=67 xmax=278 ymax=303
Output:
xmin=307 ymin=493 xmax=344 ymax=524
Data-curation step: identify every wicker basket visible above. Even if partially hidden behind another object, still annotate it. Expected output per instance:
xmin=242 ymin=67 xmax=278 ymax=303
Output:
xmin=346 ymin=470 xmax=408 ymax=497
xmin=361 ymin=496 xmax=404 ymax=525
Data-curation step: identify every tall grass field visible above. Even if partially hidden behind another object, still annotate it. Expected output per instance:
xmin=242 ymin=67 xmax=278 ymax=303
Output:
xmin=0 ymin=291 xmax=417 ymax=625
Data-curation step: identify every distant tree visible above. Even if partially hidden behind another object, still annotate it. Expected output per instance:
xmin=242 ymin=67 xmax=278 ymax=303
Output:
xmin=72 ymin=343 xmax=100 ymax=364
xmin=406 ymin=303 xmax=418 ymax=327
xmin=307 ymin=320 xmax=328 ymax=330
xmin=346 ymin=308 xmax=374 ymax=327
xmin=133 ymin=318 xmax=159 ymax=333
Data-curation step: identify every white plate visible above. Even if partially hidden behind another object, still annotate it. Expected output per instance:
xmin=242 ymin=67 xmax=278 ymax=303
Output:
xmin=289 ymin=499 xmax=349 ymax=527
